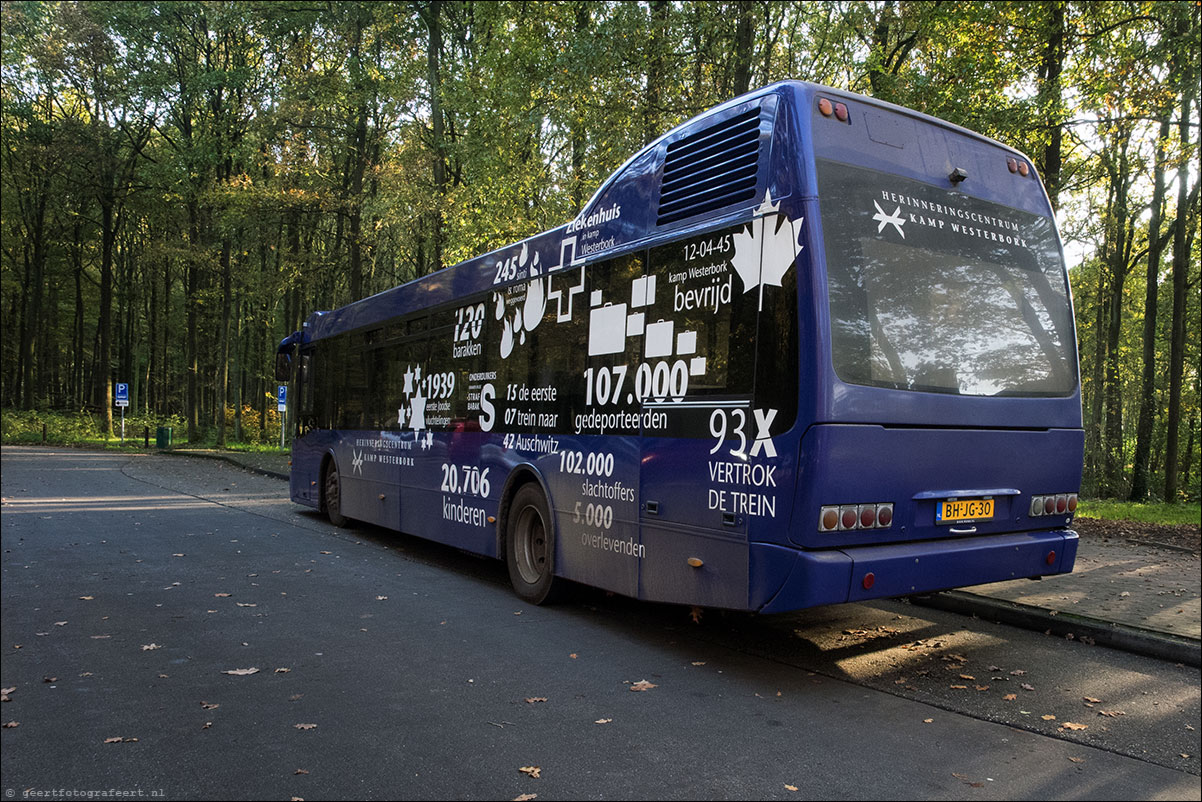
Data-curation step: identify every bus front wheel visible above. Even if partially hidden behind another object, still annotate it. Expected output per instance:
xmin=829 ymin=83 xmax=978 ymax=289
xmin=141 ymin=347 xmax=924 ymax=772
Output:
xmin=506 ymin=484 xmax=560 ymax=604
xmin=323 ymin=461 xmax=349 ymax=528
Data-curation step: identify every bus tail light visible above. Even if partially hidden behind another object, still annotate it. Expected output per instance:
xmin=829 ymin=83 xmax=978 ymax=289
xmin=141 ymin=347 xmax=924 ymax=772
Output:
xmin=1029 ymin=493 xmax=1077 ymax=517
xmin=819 ymin=502 xmax=893 ymax=531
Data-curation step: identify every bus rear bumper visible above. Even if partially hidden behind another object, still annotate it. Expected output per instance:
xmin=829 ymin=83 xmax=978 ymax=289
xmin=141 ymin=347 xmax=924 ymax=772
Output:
xmin=754 ymin=529 xmax=1078 ymax=613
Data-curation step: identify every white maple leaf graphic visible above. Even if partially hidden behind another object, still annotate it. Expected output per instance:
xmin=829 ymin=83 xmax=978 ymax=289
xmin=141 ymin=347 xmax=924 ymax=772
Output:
xmin=729 ymin=191 xmax=802 ymax=310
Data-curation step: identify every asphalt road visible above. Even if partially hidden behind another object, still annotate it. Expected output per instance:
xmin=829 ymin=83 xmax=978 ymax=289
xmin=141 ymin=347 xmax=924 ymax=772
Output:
xmin=2 ymin=447 xmax=1199 ymax=800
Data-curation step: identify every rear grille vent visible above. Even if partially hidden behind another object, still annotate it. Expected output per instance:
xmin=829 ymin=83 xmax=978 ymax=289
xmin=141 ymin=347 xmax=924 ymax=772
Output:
xmin=656 ymin=106 xmax=763 ymax=226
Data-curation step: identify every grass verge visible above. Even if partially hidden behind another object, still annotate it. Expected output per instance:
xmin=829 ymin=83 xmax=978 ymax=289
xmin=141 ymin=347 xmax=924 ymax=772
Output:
xmin=1076 ymin=499 xmax=1201 ymax=528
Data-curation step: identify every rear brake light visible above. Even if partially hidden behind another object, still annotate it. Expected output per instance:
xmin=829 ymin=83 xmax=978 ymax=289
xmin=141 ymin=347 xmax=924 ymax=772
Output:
xmin=1030 ymin=493 xmax=1077 ymax=517
xmin=820 ymin=502 xmax=893 ymax=531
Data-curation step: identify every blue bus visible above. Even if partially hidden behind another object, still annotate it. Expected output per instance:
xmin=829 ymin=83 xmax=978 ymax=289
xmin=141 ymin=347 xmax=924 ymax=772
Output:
xmin=276 ymin=81 xmax=1083 ymax=612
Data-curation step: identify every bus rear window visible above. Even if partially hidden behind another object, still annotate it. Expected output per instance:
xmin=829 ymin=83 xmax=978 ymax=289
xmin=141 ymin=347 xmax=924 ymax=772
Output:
xmin=818 ymin=159 xmax=1076 ymax=397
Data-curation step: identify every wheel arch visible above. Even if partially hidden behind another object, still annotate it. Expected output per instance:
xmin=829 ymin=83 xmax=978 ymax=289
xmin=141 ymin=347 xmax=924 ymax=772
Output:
xmin=495 ymin=463 xmax=555 ymax=564
xmin=318 ymin=449 xmax=338 ymax=514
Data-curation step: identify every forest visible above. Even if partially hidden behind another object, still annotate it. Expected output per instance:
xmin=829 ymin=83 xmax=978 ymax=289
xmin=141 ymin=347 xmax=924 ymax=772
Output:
xmin=1 ymin=0 xmax=1198 ymax=502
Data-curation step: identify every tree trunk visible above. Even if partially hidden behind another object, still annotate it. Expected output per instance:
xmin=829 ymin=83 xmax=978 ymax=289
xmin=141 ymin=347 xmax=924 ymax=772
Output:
xmin=1129 ymin=116 xmax=1171 ymax=500
xmin=1164 ymin=10 xmax=1197 ymax=503
xmin=1038 ymin=1 xmax=1065 ymax=208
xmin=98 ymin=192 xmax=115 ymax=438
xmin=731 ymin=0 xmax=755 ymax=96
xmin=419 ymin=0 xmax=447 ymax=274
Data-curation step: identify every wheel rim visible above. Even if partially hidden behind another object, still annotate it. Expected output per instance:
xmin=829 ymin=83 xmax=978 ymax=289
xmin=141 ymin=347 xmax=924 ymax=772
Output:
xmin=513 ymin=503 xmax=547 ymax=585
xmin=325 ymin=467 xmax=340 ymax=517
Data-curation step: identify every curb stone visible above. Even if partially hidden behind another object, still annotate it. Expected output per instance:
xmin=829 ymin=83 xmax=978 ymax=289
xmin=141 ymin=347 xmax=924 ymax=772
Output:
xmin=911 ymin=590 xmax=1201 ymax=668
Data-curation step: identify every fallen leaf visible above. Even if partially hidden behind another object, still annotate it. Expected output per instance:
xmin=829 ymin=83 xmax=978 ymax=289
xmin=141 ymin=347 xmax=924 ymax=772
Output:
xmin=594 ymin=718 xmax=612 ymax=724
xmin=629 ymin=680 xmax=657 ymax=692
xmin=690 ymin=606 xmax=703 ymax=624
xmin=90 ymin=635 xmax=110 ymax=640
xmin=214 ymin=593 xmax=231 ymax=598
xmin=1003 ymin=694 xmax=1017 ymax=701
xmin=1083 ymin=696 xmax=1101 ymax=704
xmin=1068 ymin=757 xmax=1085 ymax=764
xmin=512 ymin=794 xmax=537 ymax=801
xmin=43 ymin=677 xmax=57 ymax=683
xmin=1021 ymin=683 xmax=1035 ymax=691
xmin=784 ymin=785 xmax=798 ymax=792
xmin=275 ymin=668 xmax=291 ymax=674
xmin=142 ymin=643 xmax=162 ymax=651
xmin=294 ymin=769 xmax=309 ymax=775
xmin=692 ymin=662 xmax=706 ymax=667
xmin=569 ymin=653 xmax=577 ymax=659
xmin=222 ymin=668 xmax=260 ymax=676
xmin=236 ymin=603 xmax=257 ymax=608
xmin=201 ymin=722 xmax=212 ymax=730
xmin=518 ymin=766 xmax=541 ymax=779
xmin=959 ymin=674 xmax=975 ymax=680
xmin=949 ymin=685 xmax=968 ymax=690
xmin=524 ymin=697 xmax=548 ymax=704
xmin=1010 ymin=669 xmax=1027 ymax=676
xmin=3 ymin=721 xmax=18 ymax=728
xmin=375 ymin=596 xmax=388 ymax=601
xmin=1098 ymin=710 xmax=1125 ymax=718
xmin=201 ymin=702 xmax=219 ymax=710
xmin=1060 ymin=722 xmax=1088 ymax=731
xmin=79 ymin=596 xmax=93 ymax=601
xmin=1041 ymin=715 xmax=1056 ymax=721
xmin=54 ymin=621 xmax=67 ymax=627
xmin=294 ymin=723 xmax=317 ymax=730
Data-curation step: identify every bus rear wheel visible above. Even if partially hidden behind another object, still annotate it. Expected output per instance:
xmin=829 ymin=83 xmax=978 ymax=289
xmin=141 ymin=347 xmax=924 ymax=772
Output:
xmin=323 ymin=461 xmax=349 ymax=528
xmin=506 ymin=484 xmax=560 ymax=604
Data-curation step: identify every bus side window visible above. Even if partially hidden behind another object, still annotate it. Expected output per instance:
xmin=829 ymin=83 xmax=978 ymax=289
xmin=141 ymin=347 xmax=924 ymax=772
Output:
xmin=645 ymin=224 xmax=756 ymax=399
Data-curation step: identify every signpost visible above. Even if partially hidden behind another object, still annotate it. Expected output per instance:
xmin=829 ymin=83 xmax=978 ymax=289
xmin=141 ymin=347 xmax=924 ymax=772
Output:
xmin=278 ymin=385 xmax=287 ymax=449
xmin=115 ymin=383 xmax=129 ymax=444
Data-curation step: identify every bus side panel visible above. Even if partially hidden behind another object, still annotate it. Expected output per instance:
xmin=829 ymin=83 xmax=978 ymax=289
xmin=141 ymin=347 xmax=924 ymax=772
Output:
xmin=542 ymin=434 xmax=641 ymax=600
xmin=398 ymin=433 xmax=498 ymax=558
xmin=638 ymin=524 xmax=750 ymax=608
xmin=290 ymin=431 xmax=333 ymax=508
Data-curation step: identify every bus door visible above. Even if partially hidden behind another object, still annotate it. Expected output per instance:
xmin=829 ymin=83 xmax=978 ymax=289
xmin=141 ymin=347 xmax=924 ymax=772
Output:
xmin=290 ymin=346 xmax=324 ymax=506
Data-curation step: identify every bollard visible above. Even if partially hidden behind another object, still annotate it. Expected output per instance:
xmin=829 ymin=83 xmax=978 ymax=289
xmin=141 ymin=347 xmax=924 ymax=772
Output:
xmin=144 ymin=425 xmax=150 ymax=448
xmin=42 ymin=423 xmax=47 ymax=443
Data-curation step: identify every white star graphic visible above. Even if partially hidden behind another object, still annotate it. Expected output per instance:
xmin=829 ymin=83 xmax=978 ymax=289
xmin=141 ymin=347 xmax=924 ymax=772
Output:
xmin=872 ymin=201 xmax=906 ymax=238
xmin=351 ymin=449 xmax=364 ymax=475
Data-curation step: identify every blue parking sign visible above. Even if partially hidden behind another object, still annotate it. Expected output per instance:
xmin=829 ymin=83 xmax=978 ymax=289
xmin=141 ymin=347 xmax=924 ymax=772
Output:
xmin=115 ymin=383 xmax=129 ymax=408
xmin=277 ymin=385 xmax=287 ymax=412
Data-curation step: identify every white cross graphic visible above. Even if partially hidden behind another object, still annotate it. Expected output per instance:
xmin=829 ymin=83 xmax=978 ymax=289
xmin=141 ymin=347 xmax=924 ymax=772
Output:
xmin=872 ymin=201 xmax=906 ymax=238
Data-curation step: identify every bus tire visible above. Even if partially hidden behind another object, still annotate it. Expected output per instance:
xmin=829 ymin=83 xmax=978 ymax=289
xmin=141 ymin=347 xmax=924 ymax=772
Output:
xmin=506 ymin=483 xmax=560 ymax=604
xmin=323 ymin=460 xmax=350 ymax=528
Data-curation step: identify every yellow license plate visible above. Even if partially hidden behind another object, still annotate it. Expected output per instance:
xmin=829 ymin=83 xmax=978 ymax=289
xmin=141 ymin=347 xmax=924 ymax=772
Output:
xmin=937 ymin=498 xmax=994 ymax=524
